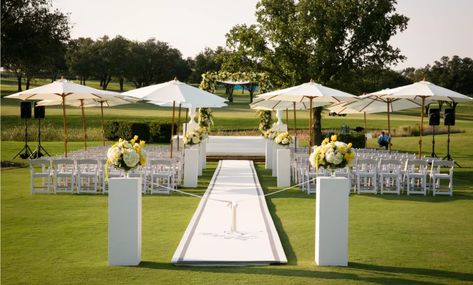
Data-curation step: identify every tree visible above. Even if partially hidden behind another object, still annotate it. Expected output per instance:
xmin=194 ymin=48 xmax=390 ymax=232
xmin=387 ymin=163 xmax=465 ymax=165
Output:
xmin=427 ymin=56 xmax=473 ymax=96
xmin=1 ymin=0 xmax=71 ymax=90
xmin=225 ymin=0 xmax=408 ymax=144
xmin=66 ymin=38 xmax=95 ymax=85
xmin=188 ymin=47 xmax=224 ymax=83
xmin=108 ymin=36 xmax=132 ymax=91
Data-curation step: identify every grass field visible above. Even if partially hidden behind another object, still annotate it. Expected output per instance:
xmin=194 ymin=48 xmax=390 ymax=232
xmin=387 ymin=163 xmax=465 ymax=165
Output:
xmin=2 ymin=78 xmax=473 ymax=284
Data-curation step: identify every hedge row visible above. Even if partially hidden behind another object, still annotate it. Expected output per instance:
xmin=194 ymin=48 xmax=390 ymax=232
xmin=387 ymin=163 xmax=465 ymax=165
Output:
xmin=104 ymin=121 xmax=177 ymax=143
xmin=336 ymin=132 xmax=367 ymax=148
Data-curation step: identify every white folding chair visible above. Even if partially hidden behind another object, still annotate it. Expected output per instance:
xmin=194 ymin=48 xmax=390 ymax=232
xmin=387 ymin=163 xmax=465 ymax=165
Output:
xmin=405 ymin=159 xmax=429 ymax=195
xmin=149 ymin=159 xmax=175 ymax=194
xmin=30 ymin=159 xmax=52 ymax=194
xmin=52 ymin=158 xmax=75 ymax=194
xmin=430 ymin=160 xmax=454 ymax=196
xmin=76 ymin=159 xmax=100 ymax=194
xmin=378 ymin=159 xmax=402 ymax=195
xmin=355 ymin=158 xmax=378 ymax=194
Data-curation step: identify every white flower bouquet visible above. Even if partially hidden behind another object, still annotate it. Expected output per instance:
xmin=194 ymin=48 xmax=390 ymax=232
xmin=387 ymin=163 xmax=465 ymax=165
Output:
xmin=309 ymin=135 xmax=356 ymax=171
xmin=274 ymin=131 xmax=293 ymax=146
xmin=183 ymin=129 xmax=203 ymax=146
xmin=264 ymin=129 xmax=280 ymax=140
xmin=107 ymin=135 xmax=147 ymax=172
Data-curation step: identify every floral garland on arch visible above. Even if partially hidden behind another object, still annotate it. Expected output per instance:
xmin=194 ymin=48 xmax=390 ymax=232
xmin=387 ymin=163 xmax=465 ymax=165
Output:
xmin=257 ymin=110 xmax=273 ymax=136
xmin=198 ymin=108 xmax=213 ymax=138
xmin=199 ymin=71 xmax=271 ymax=94
xmin=309 ymin=135 xmax=356 ymax=172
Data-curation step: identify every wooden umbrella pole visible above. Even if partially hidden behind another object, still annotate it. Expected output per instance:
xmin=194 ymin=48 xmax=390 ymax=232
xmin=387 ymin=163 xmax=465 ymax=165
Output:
xmin=293 ymin=102 xmax=297 ymax=152
xmin=62 ymin=94 xmax=68 ymax=157
xmin=80 ymin=99 xmax=87 ymax=150
xmin=177 ymin=104 xmax=182 ymax=151
xmin=309 ymin=97 xmax=313 ymax=155
xmin=184 ymin=109 xmax=189 ymax=134
xmin=100 ymin=102 xmax=105 ymax=146
xmin=170 ymin=101 xmax=176 ymax=158
xmin=419 ymin=97 xmax=425 ymax=158
xmin=387 ymin=100 xmax=391 ymax=152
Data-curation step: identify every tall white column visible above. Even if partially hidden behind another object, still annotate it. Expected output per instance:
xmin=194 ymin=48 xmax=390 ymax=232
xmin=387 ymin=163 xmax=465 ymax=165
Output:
xmin=277 ymin=148 xmax=291 ymax=187
xmin=265 ymin=139 xmax=272 ymax=169
xmin=315 ymin=177 xmax=349 ymax=266
xmin=184 ymin=148 xmax=199 ymax=187
xmin=108 ymin=177 xmax=142 ymax=266
xmin=272 ymin=142 xmax=278 ymax=177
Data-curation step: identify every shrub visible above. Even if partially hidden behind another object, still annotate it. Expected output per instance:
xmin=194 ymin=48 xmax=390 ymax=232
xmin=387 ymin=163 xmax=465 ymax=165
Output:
xmin=336 ymin=132 xmax=367 ymax=148
xmin=155 ymin=122 xmax=176 ymax=143
xmin=104 ymin=121 xmax=120 ymax=140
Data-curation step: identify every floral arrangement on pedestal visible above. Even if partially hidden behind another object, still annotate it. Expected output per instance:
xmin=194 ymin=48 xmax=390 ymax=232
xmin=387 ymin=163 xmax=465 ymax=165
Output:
xmin=274 ymin=131 xmax=293 ymax=146
xmin=107 ymin=135 xmax=147 ymax=174
xmin=309 ymin=135 xmax=355 ymax=172
xmin=183 ymin=128 xmax=207 ymax=146
xmin=264 ymin=129 xmax=280 ymax=140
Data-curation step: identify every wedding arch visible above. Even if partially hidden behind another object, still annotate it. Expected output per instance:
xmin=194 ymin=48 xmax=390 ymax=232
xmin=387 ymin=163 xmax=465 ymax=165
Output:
xmin=199 ymin=71 xmax=271 ymax=103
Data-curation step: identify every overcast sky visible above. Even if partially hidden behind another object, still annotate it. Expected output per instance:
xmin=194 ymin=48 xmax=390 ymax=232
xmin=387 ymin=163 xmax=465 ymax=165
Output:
xmin=55 ymin=0 xmax=473 ymax=70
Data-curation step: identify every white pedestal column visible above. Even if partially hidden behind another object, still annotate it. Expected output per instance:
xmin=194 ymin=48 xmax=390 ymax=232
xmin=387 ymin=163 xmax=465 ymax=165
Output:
xmin=198 ymin=143 xmax=203 ymax=176
xmin=184 ymin=148 xmax=199 ymax=187
xmin=108 ymin=177 xmax=142 ymax=266
xmin=272 ymin=143 xmax=280 ymax=177
xmin=277 ymin=148 xmax=291 ymax=188
xmin=201 ymin=139 xmax=207 ymax=170
xmin=315 ymin=177 xmax=349 ymax=266
xmin=265 ymin=139 xmax=272 ymax=169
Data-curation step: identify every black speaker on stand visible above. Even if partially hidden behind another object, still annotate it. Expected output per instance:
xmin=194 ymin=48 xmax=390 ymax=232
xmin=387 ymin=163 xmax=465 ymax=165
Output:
xmin=13 ymin=102 xmax=34 ymax=159
xmin=443 ymin=108 xmax=461 ymax=167
xmin=428 ymin=108 xmax=440 ymax=158
xmin=30 ymin=104 xmax=50 ymax=158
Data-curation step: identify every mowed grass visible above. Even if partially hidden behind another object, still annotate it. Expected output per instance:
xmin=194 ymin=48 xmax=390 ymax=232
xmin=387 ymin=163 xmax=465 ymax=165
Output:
xmin=2 ymin=138 xmax=473 ymax=285
xmin=2 ymin=78 xmax=473 ymax=284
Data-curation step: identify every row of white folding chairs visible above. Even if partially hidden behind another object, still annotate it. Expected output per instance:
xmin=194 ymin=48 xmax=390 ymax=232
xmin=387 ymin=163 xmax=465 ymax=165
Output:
xmin=294 ymin=157 xmax=454 ymax=196
xmin=30 ymin=157 xmax=183 ymax=195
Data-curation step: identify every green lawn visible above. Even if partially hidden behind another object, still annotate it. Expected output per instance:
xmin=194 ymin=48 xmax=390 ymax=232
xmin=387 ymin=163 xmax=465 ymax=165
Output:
xmin=2 ymin=78 xmax=473 ymax=284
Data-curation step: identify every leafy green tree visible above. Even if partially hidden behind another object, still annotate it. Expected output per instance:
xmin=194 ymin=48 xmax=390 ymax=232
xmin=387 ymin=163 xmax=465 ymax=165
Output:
xmin=225 ymin=0 xmax=408 ymax=144
xmin=427 ymin=56 xmax=473 ymax=96
xmin=188 ymin=47 xmax=224 ymax=83
xmin=108 ymin=36 xmax=132 ymax=91
xmin=1 ymin=0 xmax=70 ymax=90
xmin=66 ymin=38 xmax=95 ymax=85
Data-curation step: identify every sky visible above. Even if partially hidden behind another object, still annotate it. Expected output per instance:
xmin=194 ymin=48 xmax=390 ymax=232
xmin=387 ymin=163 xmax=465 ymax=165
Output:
xmin=55 ymin=0 xmax=473 ymax=70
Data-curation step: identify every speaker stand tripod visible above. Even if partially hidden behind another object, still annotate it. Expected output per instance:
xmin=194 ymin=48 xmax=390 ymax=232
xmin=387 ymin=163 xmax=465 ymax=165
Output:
xmin=430 ymin=126 xmax=438 ymax=158
xmin=30 ymin=118 xmax=50 ymax=159
xmin=443 ymin=126 xmax=461 ymax=167
xmin=13 ymin=119 xmax=33 ymax=159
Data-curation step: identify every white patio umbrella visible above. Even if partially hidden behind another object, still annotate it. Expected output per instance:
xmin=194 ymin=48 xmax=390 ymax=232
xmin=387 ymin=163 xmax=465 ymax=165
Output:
xmin=5 ymin=79 xmax=121 ymax=156
xmin=257 ymin=80 xmax=357 ymax=153
xmin=329 ymin=92 xmax=422 ymax=150
xmin=38 ymin=94 xmax=137 ymax=147
xmin=384 ymin=80 xmax=472 ymax=156
xmin=123 ymin=79 xmax=226 ymax=157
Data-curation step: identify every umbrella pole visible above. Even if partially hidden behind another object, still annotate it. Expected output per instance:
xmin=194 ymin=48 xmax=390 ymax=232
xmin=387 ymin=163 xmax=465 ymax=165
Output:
xmin=62 ymin=94 xmax=68 ymax=157
xmin=387 ymin=100 xmax=391 ymax=152
xmin=285 ymin=108 xmax=289 ymax=125
xmin=170 ymin=101 xmax=176 ymax=158
xmin=309 ymin=97 xmax=313 ymax=155
xmin=184 ymin=109 xmax=189 ymax=134
xmin=419 ymin=97 xmax=425 ymax=158
xmin=293 ymin=102 xmax=297 ymax=152
xmin=100 ymin=102 xmax=105 ymax=146
xmin=177 ymin=104 xmax=182 ymax=151
xmin=80 ymin=99 xmax=87 ymax=151
xmin=364 ymin=112 xmax=367 ymax=132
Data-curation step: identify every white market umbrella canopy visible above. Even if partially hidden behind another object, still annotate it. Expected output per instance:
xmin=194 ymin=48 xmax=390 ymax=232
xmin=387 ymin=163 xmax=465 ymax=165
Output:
xmin=384 ymin=80 xmax=472 ymax=156
xmin=257 ymin=80 xmax=357 ymax=151
xmin=38 ymin=94 xmax=137 ymax=147
xmin=5 ymin=79 xmax=122 ymax=156
xmin=329 ymin=92 xmax=422 ymax=149
xmin=123 ymin=79 xmax=226 ymax=157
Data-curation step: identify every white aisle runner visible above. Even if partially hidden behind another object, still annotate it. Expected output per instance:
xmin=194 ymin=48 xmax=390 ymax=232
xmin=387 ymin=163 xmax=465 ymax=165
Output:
xmin=172 ymin=160 xmax=287 ymax=266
